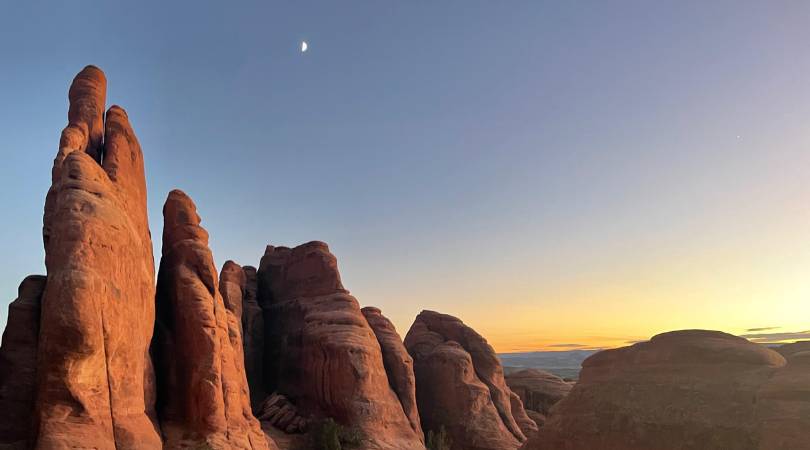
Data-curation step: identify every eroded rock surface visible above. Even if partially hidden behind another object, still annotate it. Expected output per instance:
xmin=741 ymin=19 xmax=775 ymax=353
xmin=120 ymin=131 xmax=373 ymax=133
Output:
xmin=242 ymin=265 xmax=266 ymax=408
xmin=361 ymin=306 xmax=424 ymax=442
xmin=36 ymin=66 xmax=162 ymax=450
xmin=404 ymin=310 xmax=535 ymax=450
xmin=152 ymin=190 xmax=275 ymax=450
xmin=505 ymin=369 xmax=572 ymax=425
xmin=0 ymin=276 xmax=46 ymax=448
xmin=256 ymin=392 xmax=309 ymax=434
xmin=522 ymin=330 xmax=804 ymax=450
xmin=257 ymin=242 xmax=423 ymax=450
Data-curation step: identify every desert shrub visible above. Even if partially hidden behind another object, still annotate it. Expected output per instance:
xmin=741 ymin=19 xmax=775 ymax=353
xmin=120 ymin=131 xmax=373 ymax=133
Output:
xmin=426 ymin=426 xmax=452 ymax=450
xmin=310 ymin=418 xmax=366 ymax=450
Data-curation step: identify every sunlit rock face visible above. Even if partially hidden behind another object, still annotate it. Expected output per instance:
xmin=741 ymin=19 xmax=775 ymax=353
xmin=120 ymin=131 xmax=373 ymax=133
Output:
xmin=0 ymin=275 xmax=46 ymax=448
xmin=521 ymin=330 xmax=810 ymax=450
xmin=152 ymin=190 xmax=275 ymax=450
xmin=404 ymin=310 xmax=536 ymax=450
xmin=35 ymin=66 xmax=163 ymax=449
xmin=257 ymin=241 xmax=424 ymax=450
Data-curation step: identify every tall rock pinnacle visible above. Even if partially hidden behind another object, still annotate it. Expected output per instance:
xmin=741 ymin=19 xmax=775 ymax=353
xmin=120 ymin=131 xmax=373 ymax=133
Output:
xmin=36 ymin=66 xmax=162 ymax=450
xmin=152 ymin=190 xmax=276 ymax=450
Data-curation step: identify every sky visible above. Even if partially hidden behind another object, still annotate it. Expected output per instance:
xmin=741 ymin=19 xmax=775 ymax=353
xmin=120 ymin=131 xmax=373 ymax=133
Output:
xmin=1 ymin=1 xmax=810 ymax=352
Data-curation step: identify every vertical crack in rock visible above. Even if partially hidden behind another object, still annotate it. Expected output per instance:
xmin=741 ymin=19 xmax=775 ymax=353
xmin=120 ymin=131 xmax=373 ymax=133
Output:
xmin=241 ymin=265 xmax=266 ymax=409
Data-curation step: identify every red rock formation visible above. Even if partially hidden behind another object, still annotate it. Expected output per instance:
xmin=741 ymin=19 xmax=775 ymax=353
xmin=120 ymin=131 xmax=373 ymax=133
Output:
xmin=257 ymin=241 xmax=424 ymax=450
xmin=220 ymin=261 xmax=249 ymax=377
xmin=36 ymin=66 xmax=162 ymax=449
xmin=0 ymin=275 xmax=46 ymax=448
xmin=756 ymin=341 xmax=810 ymax=449
xmin=522 ymin=330 xmax=796 ymax=450
xmin=221 ymin=260 xmax=246 ymax=322
xmin=505 ymin=369 xmax=572 ymax=426
xmin=361 ymin=306 xmax=424 ymax=442
xmin=152 ymin=190 xmax=275 ymax=450
xmin=241 ymin=265 xmax=266 ymax=408
xmin=404 ymin=310 xmax=536 ymax=450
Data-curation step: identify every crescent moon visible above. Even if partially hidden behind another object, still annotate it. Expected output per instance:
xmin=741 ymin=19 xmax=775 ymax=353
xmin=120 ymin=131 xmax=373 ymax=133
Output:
xmin=301 ymin=41 xmax=308 ymax=52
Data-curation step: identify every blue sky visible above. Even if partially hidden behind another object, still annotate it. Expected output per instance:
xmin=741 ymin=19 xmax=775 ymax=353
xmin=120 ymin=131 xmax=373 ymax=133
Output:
xmin=2 ymin=1 xmax=810 ymax=350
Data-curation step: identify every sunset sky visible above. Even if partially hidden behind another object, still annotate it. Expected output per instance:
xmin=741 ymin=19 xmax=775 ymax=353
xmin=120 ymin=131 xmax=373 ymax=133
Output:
xmin=1 ymin=1 xmax=809 ymax=352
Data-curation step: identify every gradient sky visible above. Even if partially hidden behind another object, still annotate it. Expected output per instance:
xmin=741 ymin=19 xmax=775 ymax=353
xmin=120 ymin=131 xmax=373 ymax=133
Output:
xmin=1 ymin=1 xmax=810 ymax=352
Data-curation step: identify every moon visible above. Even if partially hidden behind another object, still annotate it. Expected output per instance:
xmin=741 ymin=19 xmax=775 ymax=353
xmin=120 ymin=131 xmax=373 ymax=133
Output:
xmin=301 ymin=41 xmax=308 ymax=52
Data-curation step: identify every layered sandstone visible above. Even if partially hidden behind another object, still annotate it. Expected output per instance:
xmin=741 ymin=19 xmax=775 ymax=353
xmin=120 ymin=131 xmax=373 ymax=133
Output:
xmin=361 ymin=306 xmax=424 ymax=441
xmin=0 ymin=276 xmax=46 ymax=448
xmin=257 ymin=242 xmax=424 ymax=449
xmin=522 ymin=330 xmax=802 ymax=450
xmin=505 ymin=369 xmax=572 ymax=426
xmin=36 ymin=66 xmax=162 ymax=449
xmin=404 ymin=310 xmax=536 ymax=450
xmin=152 ymin=190 xmax=274 ymax=450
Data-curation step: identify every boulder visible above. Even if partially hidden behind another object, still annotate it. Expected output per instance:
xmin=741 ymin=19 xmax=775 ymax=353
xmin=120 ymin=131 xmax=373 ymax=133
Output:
xmin=257 ymin=241 xmax=424 ymax=450
xmin=152 ymin=190 xmax=275 ymax=450
xmin=0 ymin=276 xmax=46 ymax=448
xmin=404 ymin=310 xmax=536 ymax=450
xmin=522 ymin=330 xmax=797 ymax=450
xmin=36 ymin=66 xmax=162 ymax=450
xmin=255 ymin=392 xmax=309 ymax=434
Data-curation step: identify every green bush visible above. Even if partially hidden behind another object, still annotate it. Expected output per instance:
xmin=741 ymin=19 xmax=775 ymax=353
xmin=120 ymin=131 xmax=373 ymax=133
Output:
xmin=426 ymin=426 xmax=452 ymax=450
xmin=311 ymin=418 xmax=366 ymax=450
